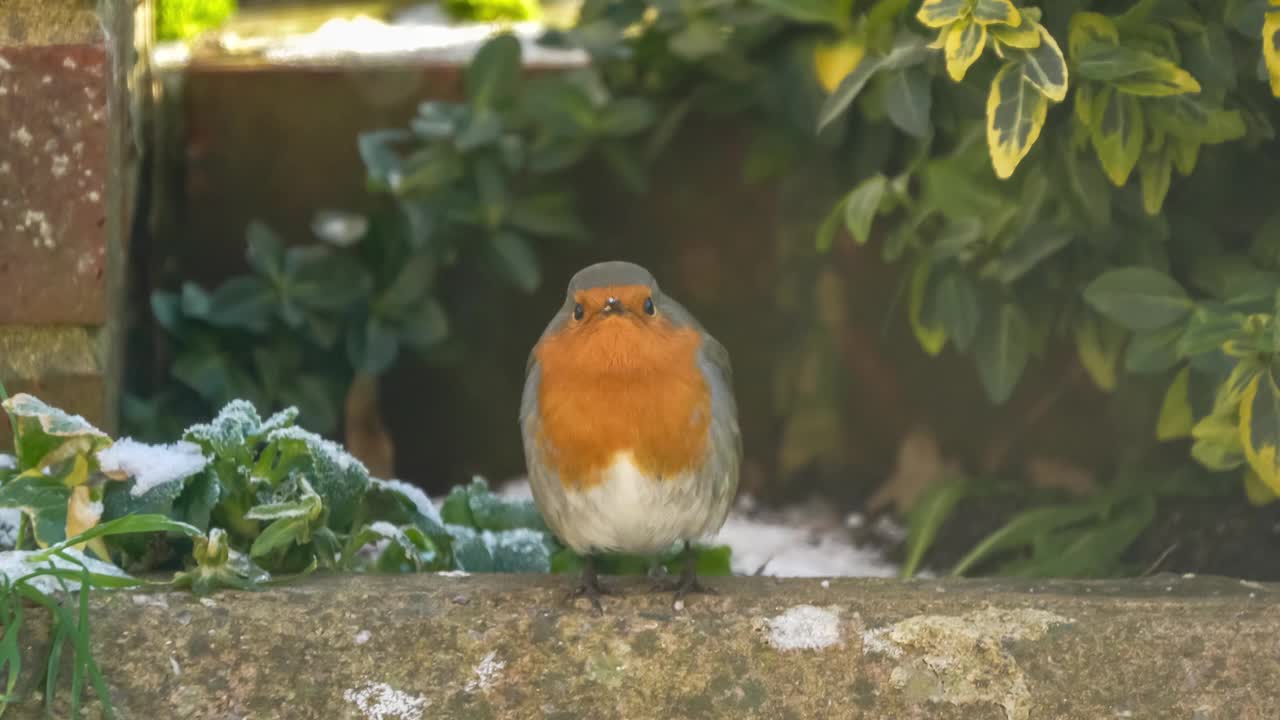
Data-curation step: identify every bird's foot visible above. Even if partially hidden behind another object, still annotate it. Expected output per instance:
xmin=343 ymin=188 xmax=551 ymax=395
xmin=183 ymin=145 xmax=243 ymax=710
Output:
xmin=566 ymin=557 xmax=614 ymax=614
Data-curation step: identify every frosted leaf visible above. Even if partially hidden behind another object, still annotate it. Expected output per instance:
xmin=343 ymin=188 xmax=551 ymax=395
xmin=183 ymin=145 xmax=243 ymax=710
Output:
xmin=447 ymin=525 xmax=552 ymax=573
xmin=266 ymin=427 xmax=368 ymax=530
xmin=96 ymin=438 xmax=209 ymax=497
xmin=2 ymin=394 xmax=106 ymax=438
xmin=184 ymin=399 xmax=265 ymax=454
xmin=0 ymin=548 xmax=133 ymax=594
xmin=259 ymin=406 xmax=299 ymax=435
xmin=366 ymin=477 xmax=445 ymax=534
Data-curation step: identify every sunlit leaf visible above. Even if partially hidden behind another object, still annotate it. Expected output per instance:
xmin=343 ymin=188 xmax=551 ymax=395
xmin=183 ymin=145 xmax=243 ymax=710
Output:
xmin=972 ymin=0 xmax=1019 ymax=26
xmin=1139 ymin=147 xmax=1174 ymax=215
xmin=1238 ymin=370 xmax=1280 ymax=496
xmin=1264 ymin=8 xmax=1280 ymax=96
xmin=990 ymin=21 xmax=1039 ymax=49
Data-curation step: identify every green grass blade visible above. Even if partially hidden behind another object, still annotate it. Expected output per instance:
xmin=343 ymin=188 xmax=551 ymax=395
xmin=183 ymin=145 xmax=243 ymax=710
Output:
xmin=32 ymin=514 xmax=203 ymax=563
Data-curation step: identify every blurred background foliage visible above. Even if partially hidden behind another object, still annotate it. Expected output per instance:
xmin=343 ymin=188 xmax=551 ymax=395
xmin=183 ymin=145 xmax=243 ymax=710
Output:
xmin=127 ymin=0 xmax=1280 ymax=579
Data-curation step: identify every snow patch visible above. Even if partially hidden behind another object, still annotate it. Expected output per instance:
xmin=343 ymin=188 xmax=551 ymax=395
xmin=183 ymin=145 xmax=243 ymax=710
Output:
xmin=465 ymin=651 xmax=505 ymax=692
xmin=96 ymin=438 xmax=209 ymax=497
xmin=343 ymin=682 xmax=428 ymax=720
xmin=0 ymin=454 xmax=15 ymax=470
xmin=0 ymin=509 xmax=20 ymax=549
xmin=0 ymin=548 xmax=133 ymax=594
xmin=765 ymin=605 xmax=842 ymax=651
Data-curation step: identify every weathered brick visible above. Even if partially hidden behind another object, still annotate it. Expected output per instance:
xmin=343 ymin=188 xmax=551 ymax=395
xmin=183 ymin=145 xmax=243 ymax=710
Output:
xmin=0 ymin=44 xmax=110 ymax=325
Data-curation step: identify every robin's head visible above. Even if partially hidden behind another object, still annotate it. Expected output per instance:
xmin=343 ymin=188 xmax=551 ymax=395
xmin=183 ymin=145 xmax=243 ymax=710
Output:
xmin=534 ymin=261 xmax=705 ymax=371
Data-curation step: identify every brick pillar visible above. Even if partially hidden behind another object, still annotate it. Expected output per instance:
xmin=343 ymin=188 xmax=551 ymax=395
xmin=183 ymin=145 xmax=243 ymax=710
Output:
xmin=0 ymin=0 xmax=136 ymax=444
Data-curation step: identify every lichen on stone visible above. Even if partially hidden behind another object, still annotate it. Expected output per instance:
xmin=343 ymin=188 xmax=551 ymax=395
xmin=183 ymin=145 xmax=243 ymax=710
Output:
xmin=862 ymin=606 xmax=1073 ymax=720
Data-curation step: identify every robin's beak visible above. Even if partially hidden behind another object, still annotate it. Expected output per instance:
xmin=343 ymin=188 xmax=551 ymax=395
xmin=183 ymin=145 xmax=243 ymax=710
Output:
xmin=602 ymin=297 xmax=625 ymax=316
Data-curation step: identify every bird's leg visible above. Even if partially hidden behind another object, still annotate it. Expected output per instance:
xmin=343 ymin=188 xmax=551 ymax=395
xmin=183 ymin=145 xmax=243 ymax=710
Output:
xmin=649 ymin=542 xmax=719 ymax=601
xmin=567 ymin=554 xmax=614 ymax=613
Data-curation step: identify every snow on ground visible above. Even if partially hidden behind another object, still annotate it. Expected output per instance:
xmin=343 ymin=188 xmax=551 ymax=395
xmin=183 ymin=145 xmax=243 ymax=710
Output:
xmin=494 ymin=478 xmax=901 ymax=577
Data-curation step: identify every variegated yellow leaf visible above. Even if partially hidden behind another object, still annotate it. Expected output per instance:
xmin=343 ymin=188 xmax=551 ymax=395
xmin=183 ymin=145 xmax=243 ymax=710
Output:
xmin=1244 ymin=469 xmax=1278 ymax=506
xmin=1019 ymin=21 xmax=1069 ymax=102
xmin=986 ymin=61 xmax=1049 ymax=178
xmin=1074 ymin=312 xmax=1123 ymax=392
xmin=916 ymin=0 xmax=971 ymax=28
xmin=945 ymin=17 xmax=987 ymax=81
xmin=1191 ymin=411 xmax=1245 ymax=471
xmin=990 ymin=22 xmax=1039 ymax=49
xmin=1238 ymin=371 xmax=1280 ymax=496
xmin=814 ymin=36 xmax=868 ymax=93
xmin=1090 ymin=87 xmax=1144 ymax=186
xmin=1265 ymin=8 xmax=1280 ymax=97
xmin=1156 ymin=366 xmax=1193 ymax=440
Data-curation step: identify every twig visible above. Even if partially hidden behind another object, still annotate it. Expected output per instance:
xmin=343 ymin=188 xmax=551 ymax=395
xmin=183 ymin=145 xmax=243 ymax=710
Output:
xmin=1141 ymin=542 xmax=1180 ymax=578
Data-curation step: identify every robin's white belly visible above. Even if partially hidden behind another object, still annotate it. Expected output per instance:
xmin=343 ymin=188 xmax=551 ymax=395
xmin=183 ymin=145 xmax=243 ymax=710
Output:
xmin=533 ymin=451 xmax=722 ymax=556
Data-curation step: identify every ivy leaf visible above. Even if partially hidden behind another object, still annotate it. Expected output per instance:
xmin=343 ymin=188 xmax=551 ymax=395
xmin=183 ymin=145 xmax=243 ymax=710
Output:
xmin=1074 ymin=45 xmax=1202 ymax=96
xmin=466 ymin=34 xmax=522 ymax=110
xmin=1083 ymin=266 xmax=1192 ymax=330
xmin=945 ymin=18 xmax=987 ymax=81
xmin=986 ymin=61 xmax=1050 ymax=179
xmin=916 ymin=0 xmax=971 ymax=28
xmin=885 ymin=66 xmax=933 ymax=138
xmin=1090 ymin=87 xmax=1145 ymax=186
xmin=843 ymin=174 xmax=888 ymax=245
xmin=1019 ymin=22 xmax=1068 ymax=102
xmin=972 ymin=0 xmax=1019 ymax=26
xmin=974 ymin=303 xmax=1030 ymax=404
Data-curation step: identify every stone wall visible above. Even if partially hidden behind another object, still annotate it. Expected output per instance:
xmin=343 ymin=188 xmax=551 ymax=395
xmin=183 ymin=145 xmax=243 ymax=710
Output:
xmin=5 ymin=574 xmax=1279 ymax=718
xmin=0 ymin=0 xmax=136 ymax=444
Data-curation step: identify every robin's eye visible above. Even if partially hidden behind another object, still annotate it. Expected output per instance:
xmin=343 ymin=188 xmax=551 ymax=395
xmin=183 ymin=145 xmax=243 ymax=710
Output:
xmin=643 ymin=297 xmax=655 ymax=316
xmin=573 ymin=303 xmax=584 ymax=321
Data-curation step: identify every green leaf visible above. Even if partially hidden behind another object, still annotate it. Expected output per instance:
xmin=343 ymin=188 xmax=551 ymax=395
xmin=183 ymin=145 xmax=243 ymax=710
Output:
xmin=400 ymin=298 xmax=450 ymax=350
xmin=1068 ymin=12 xmax=1120 ymax=59
xmin=454 ymin=112 xmax=503 ymax=151
xmin=1146 ymin=95 xmax=1246 ymax=144
xmin=1157 ymin=366 xmax=1193 ymax=440
xmin=884 ymin=66 xmax=933 ymax=138
xmin=816 ymin=33 xmax=929 ymax=131
xmin=933 ymin=270 xmax=982 ymax=350
xmin=1019 ymin=22 xmax=1068 ymax=102
xmin=347 ymin=316 xmax=399 ymax=376
xmin=357 ymin=130 xmax=410 ymax=186
xmin=508 ymin=193 xmax=589 ymax=241
xmin=595 ymin=98 xmax=657 ymax=137
xmin=668 ymin=21 xmax=728 ymax=60
xmin=843 ymin=174 xmax=889 ymax=245
xmin=994 ymin=223 xmax=1071 ymax=283
xmin=1183 ymin=23 xmax=1235 ymax=91
xmin=951 ymin=503 xmax=1102 ymax=576
xmin=0 ymin=475 xmax=70 ymax=547
xmin=916 ymin=0 xmax=970 ymax=28
xmin=1073 ymin=45 xmax=1202 ymax=96
xmin=1074 ymin=311 xmax=1125 ymax=391
xmin=489 ymin=232 xmax=542 ymax=293
xmin=1089 ymin=87 xmax=1145 ymax=186
xmin=753 ymin=0 xmax=850 ymax=24
xmin=945 ymin=18 xmax=988 ymax=82
xmin=1177 ymin=305 xmax=1244 ymax=357
xmin=899 ymin=475 xmax=971 ymax=578
xmin=245 ymin=221 xmax=285 ymax=280
xmin=203 ymin=276 xmax=274 ymax=332
xmin=986 ymin=61 xmax=1050 ymax=179
xmin=249 ymin=516 xmax=310 ymax=558
xmin=1139 ymin=147 xmax=1174 ymax=215
xmin=972 ymin=0 xmax=1019 ymax=26
xmin=1082 ymin=266 xmax=1192 ymax=330
xmin=466 ymin=34 xmax=522 ymax=109
xmin=909 ymin=261 xmax=948 ymax=356
xmin=974 ymin=302 xmax=1031 ymax=403
xmin=1016 ymin=495 xmax=1154 ymax=577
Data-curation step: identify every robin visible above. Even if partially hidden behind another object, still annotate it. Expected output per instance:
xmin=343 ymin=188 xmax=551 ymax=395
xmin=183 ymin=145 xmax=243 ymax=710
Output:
xmin=520 ymin=261 xmax=741 ymax=611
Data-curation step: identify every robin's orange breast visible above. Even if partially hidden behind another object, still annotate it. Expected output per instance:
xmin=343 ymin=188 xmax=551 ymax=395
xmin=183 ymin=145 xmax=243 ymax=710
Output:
xmin=533 ymin=317 xmax=711 ymax=490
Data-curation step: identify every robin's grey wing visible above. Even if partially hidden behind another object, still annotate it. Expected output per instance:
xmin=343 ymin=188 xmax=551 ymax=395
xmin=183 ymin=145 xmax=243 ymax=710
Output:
xmin=695 ymin=330 xmax=742 ymax=533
